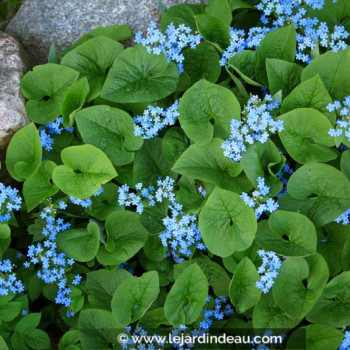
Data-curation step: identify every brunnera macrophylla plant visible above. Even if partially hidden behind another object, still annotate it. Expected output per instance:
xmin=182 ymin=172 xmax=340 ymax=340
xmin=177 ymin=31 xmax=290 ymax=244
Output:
xmin=2 ymin=0 xmax=350 ymax=348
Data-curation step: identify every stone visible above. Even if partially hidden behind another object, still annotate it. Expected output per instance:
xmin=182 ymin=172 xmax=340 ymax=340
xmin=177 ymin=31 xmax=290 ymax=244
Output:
xmin=0 ymin=31 xmax=30 ymax=180
xmin=6 ymin=0 xmax=208 ymax=65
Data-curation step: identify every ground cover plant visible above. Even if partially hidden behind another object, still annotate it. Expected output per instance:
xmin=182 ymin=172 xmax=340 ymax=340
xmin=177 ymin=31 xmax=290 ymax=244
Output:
xmin=2 ymin=0 xmax=350 ymax=348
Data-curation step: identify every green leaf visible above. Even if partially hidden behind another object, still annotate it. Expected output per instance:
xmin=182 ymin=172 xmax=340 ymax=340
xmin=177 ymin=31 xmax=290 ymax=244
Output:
xmin=75 ymin=105 xmax=143 ymax=166
xmin=256 ymin=211 xmax=317 ymax=257
xmin=240 ymin=139 xmax=284 ymax=197
xmin=133 ymin=138 xmax=174 ymax=186
xmin=86 ymin=183 xmax=122 ymax=221
xmin=97 ymin=211 xmax=148 ymax=266
xmin=86 ymin=269 xmax=132 ymax=310
xmin=183 ymin=42 xmax=221 ymax=84
xmin=15 ymin=313 xmax=41 ymax=335
xmin=341 ymin=149 xmax=350 ymax=181
xmin=253 ymin=293 xmax=301 ymax=329
xmin=272 ymin=254 xmax=329 ymax=319
xmin=199 ymin=187 xmax=257 ymax=257
xmin=341 ymin=232 xmax=350 ymax=271
xmin=164 ymin=264 xmax=208 ymax=327
xmin=174 ymin=258 xmax=231 ymax=296
xmin=61 ymin=37 xmax=124 ymax=101
xmin=205 ymin=0 xmax=232 ymax=25
xmin=5 ymin=123 xmax=42 ymax=182
xmin=138 ymin=307 xmax=170 ymax=328
xmin=178 ymin=79 xmax=241 ymax=144
xmin=228 ymin=50 xmax=261 ymax=86
xmin=301 ymin=47 xmax=350 ymax=101
xmin=230 ymin=257 xmax=261 ymax=313
xmin=286 ymin=163 xmax=350 ymax=227
xmin=288 ymin=324 xmax=343 ymax=350
xmin=160 ymin=4 xmax=205 ymax=32
xmin=61 ymin=77 xmax=90 ymax=127
xmin=172 ymin=138 xmax=249 ymax=193
xmin=194 ymin=14 xmax=231 ymax=50
xmin=56 ymin=222 xmax=100 ymax=262
xmin=228 ymin=0 xmax=254 ymax=11
xmin=266 ymin=58 xmax=303 ymax=97
xmin=20 ymin=64 xmax=79 ymax=124
xmin=278 ymin=108 xmax=337 ymax=164
xmin=0 ymin=302 xmax=21 ymax=322
xmin=281 ymin=75 xmax=336 ymax=125
xmin=307 ymin=272 xmax=350 ymax=327
xmin=25 ymin=329 xmax=50 ymax=350
xmin=78 ymin=309 xmax=121 ymax=349
xmin=101 ymin=45 xmax=179 ymax=103
xmin=0 ymin=224 xmax=10 ymax=239
xmin=0 ymin=336 xmax=9 ymax=350
xmin=144 ymin=234 xmax=167 ymax=263
xmin=61 ymin=25 xmax=131 ymax=57
xmin=52 ymin=144 xmax=117 ymax=198
xmin=23 ymin=161 xmax=58 ymax=212
xmin=256 ymin=25 xmax=296 ymax=85
xmin=48 ymin=43 xmax=58 ymax=64
xmin=58 ymin=330 xmax=80 ymax=350
xmin=111 ymin=271 xmax=159 ymax=327
xmin=162 ymin=127 xmax=189 ymax=163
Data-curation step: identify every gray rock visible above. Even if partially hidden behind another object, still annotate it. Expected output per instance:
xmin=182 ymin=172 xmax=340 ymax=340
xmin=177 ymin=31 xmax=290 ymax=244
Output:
xmin=6 ymin=0 xmax=207 ymax=65
xmin=0 ymin=32 xmax=30 ymax=171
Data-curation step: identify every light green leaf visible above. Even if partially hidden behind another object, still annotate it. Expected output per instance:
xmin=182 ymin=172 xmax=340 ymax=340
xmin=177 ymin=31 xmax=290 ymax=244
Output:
xmin=75 ymin=105 xmax=143 ymax=166
xmin=5 ymin=123 xmax=42 ymax=182
xmin=56 ymin=222 xmax=100 ymax=262
xmin=205 ymin=0 xmax=232 ymax=25
xmin=52 ymin=144 xmax=117 ymax=198
xmin=20 ymin=64 xmax=79 ymax=124
xmin=97 ymin=211 xmax=148 ymax=266
xmin=86 ymin=269 xmax=132 ymax=310
xmin=230 ymin=257 xmax=261 ymax=313
xmin=23 ymin=161 xmax=58 ymax=212
xmin=111 ymin=271 xmax=159 ymax=326
xmin=273 ymin=254 xmax=329 ymax=319
xmin=278 ymin=108 xmax=337 ymax=164
xmin=199 ymin=187 xmax=257 ymax=257
xmin=101 ymin=45 xmax=179 ymax=103
xmin=281 ymin=75 xmax=336 ymax=124
xmin=302 ymin=47 xmax=350 ymax=101
xmin=24 ymin=329 xmax=51 ymax=350
xmin=286 ymin=163 xmax=350 ymax=227
xmin=15 ymin=313 xmax=41 ymax=335
xmin=178 ymin=79 xmax=241 ymax=144
xmin=61 ymin=77 xmax=90 ymax=127
xmin=256 ymin=211 xmax=317 ymax=257
xmin=164 ymin=264 xmax=208 ymax=327
xmin=61 ymin=36 xmax=123 ymax=101
xmin=256 ymin=25 xmax=296 ymax=85
xmin=162 ymin=127 xmax=189 ymax=163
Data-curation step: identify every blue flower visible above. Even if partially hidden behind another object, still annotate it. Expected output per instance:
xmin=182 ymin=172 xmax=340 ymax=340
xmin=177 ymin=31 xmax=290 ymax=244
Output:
xmin=222 ymin=95 xmax=283 ymax=162
xmin=339 ymin=331 xmax=350 ymax=350
xmin=0 ymin=259 xmax=24 ymax=296
xmin=134 ymin=100 xmax=180 ymax=140
xmin=256 ymin=250 xmax=282 ymax=293
xmin=328 ymin=97 xmax=350 ymax=143
xmin=0 ymin=183 xmax=22 ymax=223
xmin=135 ymin=22 xmax=201 ymax=73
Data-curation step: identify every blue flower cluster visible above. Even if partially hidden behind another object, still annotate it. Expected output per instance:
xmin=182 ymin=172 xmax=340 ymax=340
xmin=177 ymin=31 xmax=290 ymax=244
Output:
xmin=134 ymin=100 xmax=180 ymax=139
xmin=197 ymin=186 xmax=206 ymax=198
xmin=277 ymin=162 xmax=294 ymax=197
xmin=0 ymin=259 xmax=24 ymax=296
xmin=241 ymin=177 xmax=279 ymax=219
xmin=256 ymin=250 xmax=282 ymax=293
xmin=199 ymin=296 xmax=234 ymax=330
xmin=24 ymin=207 xmax=81 ymax=310
xmin=40 ymin=117 xmax=74 ymax=152
xmin=118 ymin=177 xmax=206 ymax=262
xmin=328 ymin=97 xmax=350 ymax=142
xmin=335 ymin=209 xmax=350 ymax=225
xmin=221 ymin=95 xmax=283 ymax=162
xmin=0 ymin=182 xmax=22 ymax=223
xmin=339 ymin=331 xmax=350 ymax=350
xmin=57 ymin=188 xmax=104 ymax=210
xmin=135 ymin=22 xmax=201 ymax=73
xmin=220 ymin=0 xmax=347 ymax=65
xmin=161 ymin=202 xmax=206 ymax=263
xmin=122 ymin=326 xmax=165 ymax=350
